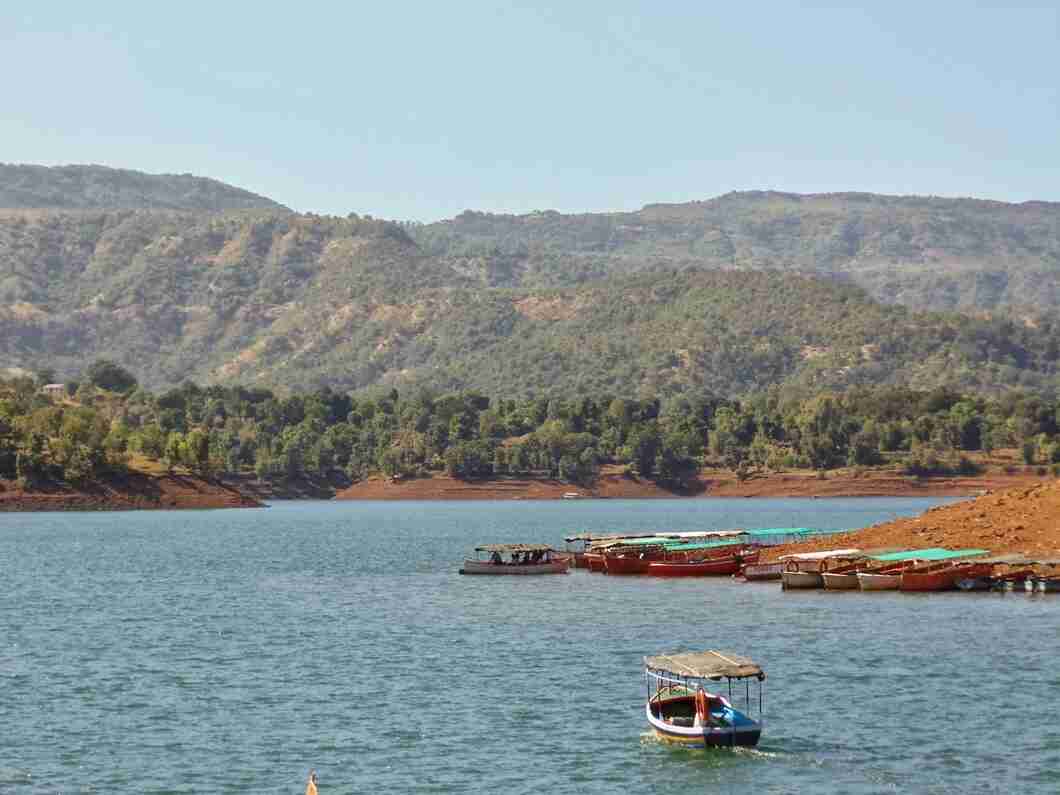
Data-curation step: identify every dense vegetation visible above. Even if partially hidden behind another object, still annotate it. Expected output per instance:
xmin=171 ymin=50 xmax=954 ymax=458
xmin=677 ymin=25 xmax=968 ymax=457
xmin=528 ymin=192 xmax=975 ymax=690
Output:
xmin=5 ymin=363 xmax=1060 ymax=490
xmin=411 ymin=192 xmax=1060 ymax=312
xmin=2 ymin=167 xmax=1060 ymax=396
xmin=0 ymin=164 xmax=287 ymax=211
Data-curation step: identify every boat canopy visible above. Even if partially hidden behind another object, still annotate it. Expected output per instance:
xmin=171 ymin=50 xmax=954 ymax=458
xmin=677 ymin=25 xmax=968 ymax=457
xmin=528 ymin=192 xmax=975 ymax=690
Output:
xmin=475 ymin=544 xmax=554 ymax=553
xmin=645 ymin=650 xmax=764 ymax=681
xmin=870 ymin=548 xmax=989 ymax=562
xmin=778 ymin=548 xmax=862 ymax=561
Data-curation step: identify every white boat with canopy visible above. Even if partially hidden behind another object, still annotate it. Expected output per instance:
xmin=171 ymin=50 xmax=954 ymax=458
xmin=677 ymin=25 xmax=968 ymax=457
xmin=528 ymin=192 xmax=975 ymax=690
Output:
xmin=644 ymin=650 xmax=765 ymax=748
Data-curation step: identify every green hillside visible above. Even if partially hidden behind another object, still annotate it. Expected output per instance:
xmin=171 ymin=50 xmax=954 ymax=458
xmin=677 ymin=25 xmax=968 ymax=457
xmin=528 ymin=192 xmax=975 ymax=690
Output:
xmin=1 ymin=180 xmax=1060 ymax=396
xmin=0 ymin=205 xmax=1057 ymax=395
xmin=411 ymin=191 xmax=1060 ymax=312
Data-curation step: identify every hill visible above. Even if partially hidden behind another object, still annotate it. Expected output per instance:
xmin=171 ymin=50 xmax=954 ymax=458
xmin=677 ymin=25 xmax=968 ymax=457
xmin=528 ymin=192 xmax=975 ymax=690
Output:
xmin=0 ymin=163 xmax=287 ymax=211
xmin=1 ymin=205 xmax=1059 ymax=395
xmin=411 ymin=191 xmax=1060 ymax=312
xmin=1 ymin=184 xmax=1060 ymax=394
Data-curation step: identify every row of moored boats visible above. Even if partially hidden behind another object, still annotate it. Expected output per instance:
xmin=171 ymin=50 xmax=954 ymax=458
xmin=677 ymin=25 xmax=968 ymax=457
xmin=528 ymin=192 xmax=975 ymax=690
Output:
xmin=759 ymin=548 xmax=1060 ymax=593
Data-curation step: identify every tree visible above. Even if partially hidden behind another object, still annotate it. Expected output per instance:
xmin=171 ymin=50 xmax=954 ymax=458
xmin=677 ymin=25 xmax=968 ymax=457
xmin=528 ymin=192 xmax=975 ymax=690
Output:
xmin=85 ymin=360 xmax=138 ymax=394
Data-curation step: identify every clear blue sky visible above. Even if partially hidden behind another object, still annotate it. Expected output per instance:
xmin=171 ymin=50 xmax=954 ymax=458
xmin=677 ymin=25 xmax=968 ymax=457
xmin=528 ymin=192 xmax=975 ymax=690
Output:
xmin=2 ymin=2 xmax=1058 ymax=220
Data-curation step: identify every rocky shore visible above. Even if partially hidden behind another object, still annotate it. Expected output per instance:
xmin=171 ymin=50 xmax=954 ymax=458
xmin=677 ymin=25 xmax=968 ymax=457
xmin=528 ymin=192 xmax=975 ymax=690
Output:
xmin=0 ymin=472 xmax=262 ymax=512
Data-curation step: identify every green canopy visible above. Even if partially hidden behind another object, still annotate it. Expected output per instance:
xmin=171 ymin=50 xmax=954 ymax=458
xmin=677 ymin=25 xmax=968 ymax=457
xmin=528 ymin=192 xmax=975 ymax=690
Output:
xmin=870 ymin=548 xmax=989 ymax=562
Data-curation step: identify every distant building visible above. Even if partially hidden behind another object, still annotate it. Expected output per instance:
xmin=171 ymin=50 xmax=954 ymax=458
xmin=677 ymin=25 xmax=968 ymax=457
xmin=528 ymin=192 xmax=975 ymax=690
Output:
xmin=41 ymin=383 xmax=66 ymax=399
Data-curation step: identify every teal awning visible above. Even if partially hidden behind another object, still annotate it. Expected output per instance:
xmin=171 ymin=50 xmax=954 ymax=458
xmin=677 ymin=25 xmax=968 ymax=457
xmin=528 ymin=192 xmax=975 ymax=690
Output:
xmin=870 ymin=548 xmax=989 ymax=562
xmin=662 ymin=539 xmax=746 ymax=552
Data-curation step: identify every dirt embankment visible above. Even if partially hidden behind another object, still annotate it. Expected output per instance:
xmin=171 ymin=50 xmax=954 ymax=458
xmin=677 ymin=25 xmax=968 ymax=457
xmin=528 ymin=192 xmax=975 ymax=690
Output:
xmin=764 ymin=479 xmax=1060 ymax=560
xmin=0 ymin=472 xmax=262 ymax=511
xmin=336 ymin=466 xmax=1050 ymax=501
xmin=698 ymin=468 xmax=1048 ymax=497
xmin=335 ymin=468 xmax=684 ymax=501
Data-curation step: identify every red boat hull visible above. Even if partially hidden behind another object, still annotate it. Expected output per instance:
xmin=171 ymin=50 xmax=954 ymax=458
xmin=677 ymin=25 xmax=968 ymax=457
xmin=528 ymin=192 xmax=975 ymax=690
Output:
xmin=604 ymin=555 xmax=650 ymax=575
xmin=646 ymin=556 xmax=741 ymax=577
xmin=585 ymin=552 xmax=605 ymax=572
xmin=901 ymin=562 xmax=993 ymax=592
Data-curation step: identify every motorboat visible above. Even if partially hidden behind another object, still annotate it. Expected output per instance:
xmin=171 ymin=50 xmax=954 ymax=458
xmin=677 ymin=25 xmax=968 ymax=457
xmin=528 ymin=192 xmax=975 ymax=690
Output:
xmin=458 ymin=544 xmax=568 ymax=575
xmin=644 ymin=650 xmax=764 ymax=748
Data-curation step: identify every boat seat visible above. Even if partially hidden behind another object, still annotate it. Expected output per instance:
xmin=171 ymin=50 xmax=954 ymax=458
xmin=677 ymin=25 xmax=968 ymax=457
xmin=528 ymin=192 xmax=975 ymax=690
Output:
xmin=669 ymin=716 xmax=695 ymax=727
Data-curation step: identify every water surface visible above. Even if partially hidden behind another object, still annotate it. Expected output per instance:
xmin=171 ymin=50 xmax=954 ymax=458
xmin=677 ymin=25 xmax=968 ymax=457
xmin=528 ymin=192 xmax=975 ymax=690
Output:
xmin=2 ymin=498 xmax=1057 ymax=793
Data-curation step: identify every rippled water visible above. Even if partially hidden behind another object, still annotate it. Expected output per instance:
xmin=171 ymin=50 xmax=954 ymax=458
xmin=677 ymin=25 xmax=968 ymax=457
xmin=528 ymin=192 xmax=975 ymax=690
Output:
xmin=2 ymin=498 xmax=1059 ymax=794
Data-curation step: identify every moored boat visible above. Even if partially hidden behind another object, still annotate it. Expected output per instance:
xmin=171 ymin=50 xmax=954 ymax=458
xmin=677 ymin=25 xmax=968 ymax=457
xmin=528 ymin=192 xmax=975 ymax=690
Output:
xmin=857 ymin=569 xmax=905 ymax=591
xmin=646 ymin=555 xmax=741 ymax=577
xmin=604 ymin=554 xmax=651 ymax=575
xmin=900 ymin=562 xmax=992 ymax=592
xmin=644 ymin=650 xmax=765 ymax=748
xmin=779 ymin=549 xmax=863 ymax=590
xmin=740 ymin=562 xmax=784 ymax=581
xmin=821 ymin=571 xmax=860 ymax=590
xmin=458 ymin=544 xmax=569 ymax=575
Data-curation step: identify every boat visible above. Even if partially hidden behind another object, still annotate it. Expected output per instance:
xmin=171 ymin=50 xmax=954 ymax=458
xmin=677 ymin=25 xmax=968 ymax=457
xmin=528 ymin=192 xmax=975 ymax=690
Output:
xmin=781 ymin=568 xmax=823 ymax=589
xmin=740 ymin=562 xmax=784 ymax=581
xmin=644 ymin=650 xmax=765 ymax=748
xmin=584 ymin=552 xmax=606 ymax=572
xmin=458 ymin=544 xmax=569 ymax=575
xmin=856 ymin=563 xmax=914 ymax=591
xmin=779 ymin=549 xmax=863 ymax=590
xmin=821 ymin=566 xmax=862 ymax=590
xmin=603 ymin=553 xmax=651 ymax=575
xmin=900 ymin=562 xmax=993 ymax=592
xmin=646 ymin=555 xmax=741 ymax=577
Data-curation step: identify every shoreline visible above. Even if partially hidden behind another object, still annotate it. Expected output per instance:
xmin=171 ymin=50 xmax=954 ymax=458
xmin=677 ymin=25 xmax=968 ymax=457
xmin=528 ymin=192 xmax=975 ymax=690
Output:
xmin=0 ymin=472 xmax=263 ymax=512
xmin=334 ymin=467 xmax=1051 ymax=501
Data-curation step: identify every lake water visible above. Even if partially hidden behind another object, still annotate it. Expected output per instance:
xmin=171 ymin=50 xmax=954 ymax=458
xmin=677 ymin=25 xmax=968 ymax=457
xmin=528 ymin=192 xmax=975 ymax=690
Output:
xmin=2 ymin=498 xmax=1058 ymax=794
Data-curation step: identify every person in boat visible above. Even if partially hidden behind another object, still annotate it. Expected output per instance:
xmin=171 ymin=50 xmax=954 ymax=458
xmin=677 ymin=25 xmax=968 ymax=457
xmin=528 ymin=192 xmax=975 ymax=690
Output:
xmin=530 ymin=550 xmax=543 ymax=563
xmin=305 ymin=770 xmax=318 ymax=795
xmin=490 ymin=551 xmax=503 ymax=565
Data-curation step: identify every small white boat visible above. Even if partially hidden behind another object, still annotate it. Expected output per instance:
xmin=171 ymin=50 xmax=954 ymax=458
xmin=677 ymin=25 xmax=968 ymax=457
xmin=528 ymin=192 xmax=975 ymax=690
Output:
xmin=644 ymin=650 xmax=765 ymax=748
xmin=857 ymin=572 xmax=902 ymax=591
xmin=781 ymin=570 xmax=823 ymax=589
xmin=822 ymin=571 xmax=860 ymax=590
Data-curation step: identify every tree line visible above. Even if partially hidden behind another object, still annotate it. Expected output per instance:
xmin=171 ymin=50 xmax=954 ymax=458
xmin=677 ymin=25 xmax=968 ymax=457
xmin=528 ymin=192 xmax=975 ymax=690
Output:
xmin=3 ymin=361 xmax=1060 ymax=489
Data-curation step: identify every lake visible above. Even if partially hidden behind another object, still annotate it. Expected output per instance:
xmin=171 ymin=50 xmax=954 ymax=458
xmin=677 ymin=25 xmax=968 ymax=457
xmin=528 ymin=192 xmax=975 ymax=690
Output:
xmin=2 ymin=497 xmax=1058 ymax=793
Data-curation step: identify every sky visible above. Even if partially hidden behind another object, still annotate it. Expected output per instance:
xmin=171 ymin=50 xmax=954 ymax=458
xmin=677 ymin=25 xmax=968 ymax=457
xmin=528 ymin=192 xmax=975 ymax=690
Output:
xmin=2 ymin=2 xmax=1058 ymax=220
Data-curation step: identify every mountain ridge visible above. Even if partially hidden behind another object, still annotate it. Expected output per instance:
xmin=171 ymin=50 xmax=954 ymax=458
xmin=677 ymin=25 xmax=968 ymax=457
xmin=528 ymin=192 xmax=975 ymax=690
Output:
xmin=0 ymin=163 xmax=288 ymax=212
xmin=1 ymin=172 xmax=1060 ymax=395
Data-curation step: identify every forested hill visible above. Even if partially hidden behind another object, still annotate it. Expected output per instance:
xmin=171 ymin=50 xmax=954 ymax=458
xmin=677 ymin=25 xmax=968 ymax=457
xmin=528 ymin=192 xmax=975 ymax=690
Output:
xmin=1 ymin=203 xmax=1058 ymax=396
xmin=2 ymin=179 xmax=1060 ymax=396
xmin=411 ymin=192 xmax=1060 ymax=312
xmin=0 ymin=164 xmax=287 ymax=211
